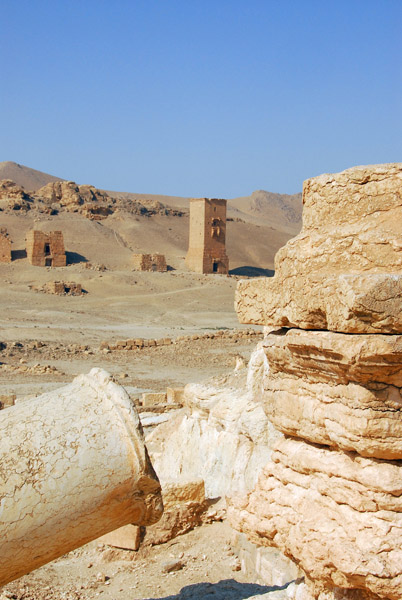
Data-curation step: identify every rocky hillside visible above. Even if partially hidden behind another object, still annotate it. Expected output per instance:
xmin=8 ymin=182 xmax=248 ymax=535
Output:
xmin=0 ymin=161 xmax=302 ymax=232
xmin=0 ymin=179 xmax=184 ymax=220
xmin=0 ymin=162 xmax=303 ymax=270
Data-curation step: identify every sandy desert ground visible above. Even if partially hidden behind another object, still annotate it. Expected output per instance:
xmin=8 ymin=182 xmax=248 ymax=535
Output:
xmin=0 ymin=162 xmax=301 ymax=600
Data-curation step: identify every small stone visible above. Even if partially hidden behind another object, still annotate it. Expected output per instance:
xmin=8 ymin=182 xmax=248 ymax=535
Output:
xmin=161 ymin=559 xmax=184 ymax=573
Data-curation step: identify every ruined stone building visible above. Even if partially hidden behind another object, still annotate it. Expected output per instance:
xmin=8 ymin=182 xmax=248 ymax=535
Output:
xmin=185 ymin=198 xmax=229 ymax=274
xmin=0 ymin=228 xmax=11 ymax=263
xmin=132 ymin=253 xmax=167 ymax=272
xmin=26 ymin=230 xmax=66 ymax=267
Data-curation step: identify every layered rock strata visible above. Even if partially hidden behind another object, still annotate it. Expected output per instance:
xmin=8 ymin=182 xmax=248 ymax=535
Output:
xmin=229 ymin=164 xmax=402 ymax=600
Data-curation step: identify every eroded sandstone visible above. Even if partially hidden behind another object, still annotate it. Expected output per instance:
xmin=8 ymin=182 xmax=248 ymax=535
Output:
xmin=236 ymin=164 xmax=402 ymax=333
xmin=258 ymin=329 xmax=402 ymax=459
xmin=228 ymin=438 xmax=402 ymax=599
xmin=231 ymin=163 xmax=402 ymax=599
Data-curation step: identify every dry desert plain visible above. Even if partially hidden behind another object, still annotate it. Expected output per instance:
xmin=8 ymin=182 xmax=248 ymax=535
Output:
xmin=0 ymin=162 xmax=302 ymax=600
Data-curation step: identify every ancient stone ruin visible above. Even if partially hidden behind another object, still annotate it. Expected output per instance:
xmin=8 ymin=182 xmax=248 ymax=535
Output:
xmin=228 ymin=163 xmax=402 ymax=599
xmin=30 ymin=281 xmax=83 ymax=295
xmin=0 ymin=368 xmax=162 ymax=586
xmin=132 ymin=253 xmax=167 ymax=272
xmin=185 ymin=198 xmax=229 ymax=274
xmin=0 ymin=227 xmax=11 ymax=262
xmin=26 ymin=230 xmax=66 ymax=267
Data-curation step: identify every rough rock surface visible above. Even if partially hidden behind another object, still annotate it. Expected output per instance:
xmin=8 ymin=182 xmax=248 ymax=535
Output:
xmin=36 ymin=181 xmax=113 ymax=218
xmin=236 ymin=164 xmax=402 ymax=333
xmin=146 ymin=346 xmax=279 ymax=498
xmin=259 ymin=329 xmax=402 ymax=459
xmin=228 ymin=438 xmax=402 ymax=599
xmin=230 ymin=164 xmax=402 ymax=599
xmin=0 ymin=179 xmax=33 ymax=210
xmin=145 ymin=479 xmax=208 ymax=545
xmin=146 ymin=347 xmax=299 ymax=587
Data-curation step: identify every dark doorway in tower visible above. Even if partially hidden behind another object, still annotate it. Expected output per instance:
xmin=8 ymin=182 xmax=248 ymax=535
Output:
xmin=213 ymin=261 xmax=218 ymax=273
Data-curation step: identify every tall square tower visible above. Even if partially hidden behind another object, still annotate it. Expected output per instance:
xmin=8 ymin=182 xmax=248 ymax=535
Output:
xmin=185 ymin=198 xmax=229 ymax=274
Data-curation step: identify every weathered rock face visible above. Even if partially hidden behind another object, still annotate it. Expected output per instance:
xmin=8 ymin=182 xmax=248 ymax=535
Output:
xmin=146 ymin=348 xmax=299 ymax=587
xmin=145 ymin=479 xmax=208 ymax=545
xmin=229 ymin=439 xmax=402 ymax=599
xmin=146 ymin=350 xmax=278 ymax=498
xmin=0 ymin=179 xmax=33 ymax=210
xmin=37 ymin=180 xmax=110 ymax=206
xmin=260 ymin=328 xmax=402 ymax=459
xmin=36 ymin=181 xmax=113 ymax=218
xmin=230 ymin=164 xmax=402 ymax=599
xmin=236 ymin=164 xmax=402 ymax=333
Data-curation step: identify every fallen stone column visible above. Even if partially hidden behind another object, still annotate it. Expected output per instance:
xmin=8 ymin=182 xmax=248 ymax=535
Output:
xmin=0 ymin=368 xmax=163 ymax=586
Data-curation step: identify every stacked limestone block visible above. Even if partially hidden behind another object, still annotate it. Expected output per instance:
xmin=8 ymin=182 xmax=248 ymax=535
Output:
xmin=229 ymin=164 xmax=402 ymax=600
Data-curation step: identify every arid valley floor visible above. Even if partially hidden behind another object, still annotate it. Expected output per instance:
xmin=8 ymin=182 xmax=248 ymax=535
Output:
xmin=0 ymin=162 xmax=301 ymax=600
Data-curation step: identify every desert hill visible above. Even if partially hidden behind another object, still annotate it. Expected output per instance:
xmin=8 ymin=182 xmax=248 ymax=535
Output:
xmin=0 ymin=161 xmax=65 ymax=191
xmin=0 ymin=161 xmax=302 ymax=270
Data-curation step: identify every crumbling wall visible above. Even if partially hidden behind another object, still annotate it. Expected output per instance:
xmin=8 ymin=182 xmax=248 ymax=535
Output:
xmin=132 ymin=253 xmax=167 ymax=272
xmin=0 ymin=228 xmax=11 ymax=262
xmin=26 ymin=230 xmax=66 ymax=267
xmin=30 ymin=281 xmax=83 ymax=295
xmin=185 ymin=198 xmax=229 ymax=274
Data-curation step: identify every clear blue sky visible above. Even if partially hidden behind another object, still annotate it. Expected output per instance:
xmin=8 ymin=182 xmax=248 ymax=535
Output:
xmin=1 ymin=0 xmax=401 ymax=197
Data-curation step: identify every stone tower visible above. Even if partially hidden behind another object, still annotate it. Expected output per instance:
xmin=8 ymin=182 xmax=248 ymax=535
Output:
xmin=185 ymin=198 xmax=229 ymax=274
xmin=26 ymin=230 xmax=66 ymax=267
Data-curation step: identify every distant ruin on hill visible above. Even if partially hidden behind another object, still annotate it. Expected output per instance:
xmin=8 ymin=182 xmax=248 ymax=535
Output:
xmin=185 ymin=198 xmax=229 ymax=274
xmin=26 ymin=230 xmax=66 ymax=267
xmin=132 ymin=253 xmax=167 ymax=272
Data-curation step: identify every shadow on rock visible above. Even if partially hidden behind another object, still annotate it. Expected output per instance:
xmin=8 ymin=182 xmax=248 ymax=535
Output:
xmin=229 ymin=267 xmax=274 ymax=278
xmin=144 ymin=578 xmax=295 ymax=600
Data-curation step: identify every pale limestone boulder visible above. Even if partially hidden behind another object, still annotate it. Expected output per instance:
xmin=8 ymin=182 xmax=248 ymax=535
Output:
xmin=236 ymin=164 xmax=402 ymax=333
xmin=228 ymin=437 xmax=402 ymax=600
xmin=258 ymin=329 xmax=402 ymax=459
xmin=262 ymin=328 xmax=402 ymax=386
xmin=146 ymin=347 xmax=279 ymax=498
xmin=146 ymin=351 xmax=299 ymax=587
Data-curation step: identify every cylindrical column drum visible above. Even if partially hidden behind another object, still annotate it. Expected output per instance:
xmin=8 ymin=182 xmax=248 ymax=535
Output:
xmin=0 ymin=368 xmax=163 ymax=586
